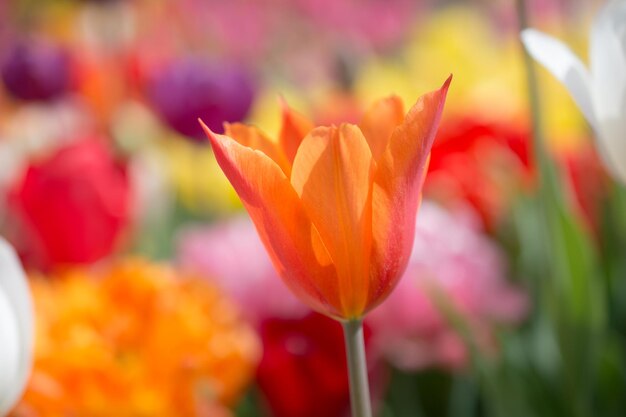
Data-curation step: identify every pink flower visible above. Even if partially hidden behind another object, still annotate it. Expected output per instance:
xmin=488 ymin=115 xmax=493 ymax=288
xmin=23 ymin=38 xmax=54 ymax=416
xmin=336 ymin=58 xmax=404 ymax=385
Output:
xmin=367 ymin=201 xmax=528 ymax=370
xmin=488 ymin=0 xmax=574 ymax=30
xmin=176 ymin=0 xmax=280 ymax=61
xmin=176 ymin=216 xmax=307 ymax=324
xmin=295 ymin=0 xmax=419 ymax=50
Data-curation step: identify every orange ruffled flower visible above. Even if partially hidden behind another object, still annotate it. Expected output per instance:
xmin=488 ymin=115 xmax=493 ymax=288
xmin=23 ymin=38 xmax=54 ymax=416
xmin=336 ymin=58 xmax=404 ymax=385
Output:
xmin=201 ymin=77 xmax=451 ymax=320
xmin=14 ymin=260 xmax=260 ymax=417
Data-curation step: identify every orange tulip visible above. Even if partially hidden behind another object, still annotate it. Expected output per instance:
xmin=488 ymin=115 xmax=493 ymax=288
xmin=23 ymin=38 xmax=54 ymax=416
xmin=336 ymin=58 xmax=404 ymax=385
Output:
xmin=200 ymin=76 xmax=451 ymax=320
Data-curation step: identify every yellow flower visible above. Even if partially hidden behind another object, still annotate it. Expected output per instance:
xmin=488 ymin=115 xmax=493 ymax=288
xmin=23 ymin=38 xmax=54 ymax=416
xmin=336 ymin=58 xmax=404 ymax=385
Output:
xmin=354 ymin=5 xmax=588 ymax=147
xmin=163 ymin=138 xmax=242 ymax=215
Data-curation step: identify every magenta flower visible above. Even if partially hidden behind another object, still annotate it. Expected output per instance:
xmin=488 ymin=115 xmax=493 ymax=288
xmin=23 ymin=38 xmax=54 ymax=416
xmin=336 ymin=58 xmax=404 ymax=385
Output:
xmin=146 ymin=57 xmax=255 ymax=140
xmin=367 ymin=201 xmax=528 ymax=370
xmin=176 ymin=216 xmax=307 ymax=324
xmin=1 ymin=39 xmax=72 ymax=102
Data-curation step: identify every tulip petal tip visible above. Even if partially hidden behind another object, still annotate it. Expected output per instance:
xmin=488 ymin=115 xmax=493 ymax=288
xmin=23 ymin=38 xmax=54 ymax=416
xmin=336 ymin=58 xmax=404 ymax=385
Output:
xmin=277 ymin=95 xmax=299 ymax=120
xmin=520 ymin=28 xmax=539 ymax=44
xmin=198 ymin=117 xmax=209 ymax=131
xmin=198 ymin=118 xmax=217 ymax=140
xmin=443 ymin=74 xmax=453 ymax=91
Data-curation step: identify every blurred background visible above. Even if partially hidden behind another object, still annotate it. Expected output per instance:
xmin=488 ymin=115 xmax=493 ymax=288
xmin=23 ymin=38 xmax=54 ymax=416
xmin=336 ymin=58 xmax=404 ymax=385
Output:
xmin=1 ymin=0 xmax=624 ymax=416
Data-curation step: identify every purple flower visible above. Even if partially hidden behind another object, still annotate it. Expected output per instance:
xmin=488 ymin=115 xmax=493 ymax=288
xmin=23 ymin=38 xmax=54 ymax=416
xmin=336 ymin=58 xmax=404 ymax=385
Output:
xmin=367 ymin=202 xmax=528 ymax=370
xmin=147 ymin=57 xmax=255 ymax=140
xmin=1 ymin=39 xmax=72 ymax=102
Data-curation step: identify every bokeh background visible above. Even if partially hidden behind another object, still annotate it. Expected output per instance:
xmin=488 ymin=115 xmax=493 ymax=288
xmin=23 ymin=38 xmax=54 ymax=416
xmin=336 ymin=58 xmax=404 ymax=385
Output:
xmin=2 ymin=0 xmax=624 ymax=416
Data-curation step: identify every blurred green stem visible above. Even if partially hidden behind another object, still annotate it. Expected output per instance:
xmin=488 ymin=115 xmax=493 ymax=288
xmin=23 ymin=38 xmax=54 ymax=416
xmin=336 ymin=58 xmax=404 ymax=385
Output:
xmin=343 ymin=320 xmax=373 ymax=417
xmin=516 ymin=0 xmax=550 ymax=170
xmin=516 ymin=1 xmax=601 ymax=417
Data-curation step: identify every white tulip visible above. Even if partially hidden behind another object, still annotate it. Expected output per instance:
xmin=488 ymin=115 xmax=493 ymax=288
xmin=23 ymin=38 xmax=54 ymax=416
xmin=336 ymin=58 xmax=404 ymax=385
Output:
xmin=521 ymin=0 xmax=626 ymax=182
xmin=0 ymin=238 xmax=33 ymax=416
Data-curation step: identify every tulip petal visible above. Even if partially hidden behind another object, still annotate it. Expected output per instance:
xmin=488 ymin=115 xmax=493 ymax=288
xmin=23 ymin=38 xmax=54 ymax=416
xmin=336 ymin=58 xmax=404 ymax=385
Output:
xmin=359 ymin=95 xmax=405 ymax=161
xmin=224 ymin=122 xmax=292 ymax=176
xmin=278 ymin=100 xmax=314 ymax=165
xmin=0 ymin=291 xmax=20 ymax=413
xmin=589 ymin=1 xmax=626 ymax=183
xmin=590 ymin=0 xmax=626 ymax=121
xmin=0 ymin=238 xmax=33 ymax=415
xmin=369 ymin=77 xmax=450 ymax=312
xmin=521 ymin=29 xmax=597 ymax=128
xmin=291 ymin=124 xmax=375 ymax=317
xmin=201 ymin=121 xmax=342 ymax=316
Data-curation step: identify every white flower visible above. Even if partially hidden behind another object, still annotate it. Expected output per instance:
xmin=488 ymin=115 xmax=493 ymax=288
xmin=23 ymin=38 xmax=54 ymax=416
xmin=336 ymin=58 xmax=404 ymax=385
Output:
xmin=0 ymin=238 xmax=34 ymax=415
xmin=521 ymin=0 xmax=626 ymax=182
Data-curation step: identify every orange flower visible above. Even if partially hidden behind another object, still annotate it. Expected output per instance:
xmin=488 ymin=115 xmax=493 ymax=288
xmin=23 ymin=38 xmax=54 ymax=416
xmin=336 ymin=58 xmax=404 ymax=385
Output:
xmin=15 ymin=260 xmax=260 ymax=417
xmin=201 ymin=77 xmax=451 ymax=320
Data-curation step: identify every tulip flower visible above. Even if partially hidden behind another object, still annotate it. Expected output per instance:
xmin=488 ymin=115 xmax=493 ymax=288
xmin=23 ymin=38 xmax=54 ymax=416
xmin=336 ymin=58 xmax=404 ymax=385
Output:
xmin=1 ymin=39 xmax=72 ymax=102
xmin=257 ymin=313 xmax=371 ymax=417
xmin=148 ymin=57 xmax=255 ymax=140
xmin=0 ymin=238 xmax=33 ymax=415
xmin=7 ymin=138 xmax=131 ymax=269
xmin=201 ymin=77 xmax=450 ymax=321
xmin=521 ymin=0 xmax=626 ymax=183
xmin=425 ymin=115 xmax=532 ymax=230
xmin=202 ymin=77 xmax=450 ymax=417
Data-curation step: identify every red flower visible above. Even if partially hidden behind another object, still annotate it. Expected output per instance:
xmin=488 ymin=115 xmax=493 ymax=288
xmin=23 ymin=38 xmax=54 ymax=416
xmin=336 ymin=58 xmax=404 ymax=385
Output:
xmin=257 ymin=313 xmax=376 ymax=417
xmin=7 ymin=139 xmax=131 ymax=268
xmin=426 ymin=115 xmax=607 ymax=233
xmin=425 ymin=116 xmax=532 ymax=230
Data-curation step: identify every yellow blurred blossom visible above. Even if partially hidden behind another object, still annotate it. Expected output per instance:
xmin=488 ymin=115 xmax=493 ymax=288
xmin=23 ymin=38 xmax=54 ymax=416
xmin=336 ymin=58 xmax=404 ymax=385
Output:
xmin=162 ymin=139 xmax=242 ymax=215
xmin=13 ymin=260 xmax=260 ymax=417
xmin=246 ymin=86 xmax=310 ymax=138
xmin=354 ymin=5 xmax=589 ymax=148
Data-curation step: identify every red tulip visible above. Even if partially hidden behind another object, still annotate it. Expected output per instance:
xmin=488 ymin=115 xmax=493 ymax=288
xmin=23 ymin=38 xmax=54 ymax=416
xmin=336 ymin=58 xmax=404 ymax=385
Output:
xmin=425 ymin=116 xmax=532 ymax=229
xmin=257 ymin=313 xmax=374 ymax=417
xmin=7 ymin=139 xmax=131 ymax=268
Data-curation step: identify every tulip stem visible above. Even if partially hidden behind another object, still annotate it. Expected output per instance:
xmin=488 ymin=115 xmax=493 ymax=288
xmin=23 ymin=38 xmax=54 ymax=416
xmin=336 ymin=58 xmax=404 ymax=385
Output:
xmin=342 ymin=319 xmax=372 ymax=417
xmin=516 ymin=0 xmax=550 ymax=168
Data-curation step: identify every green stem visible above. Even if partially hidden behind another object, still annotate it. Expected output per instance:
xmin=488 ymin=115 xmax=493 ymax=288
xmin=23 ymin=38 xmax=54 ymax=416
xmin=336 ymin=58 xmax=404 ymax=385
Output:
xmin=516 ymin=2 xmax=598 ymax=416
xmin=342 ymin=319 xmax=373 ymax=417
xmin=516 ymin=0 xmax=550 ymax=173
